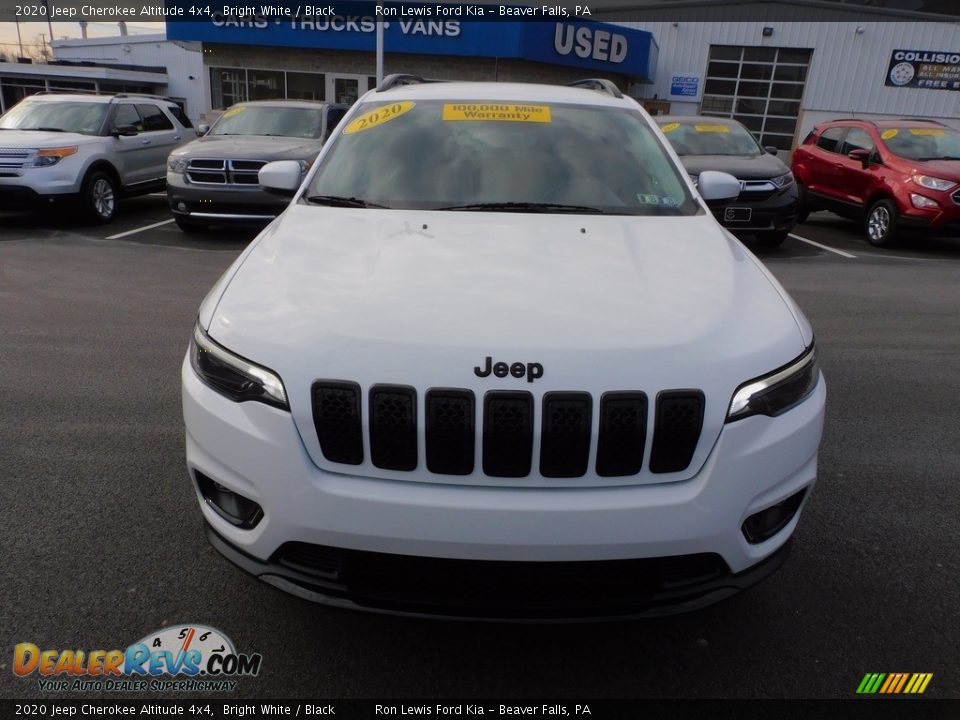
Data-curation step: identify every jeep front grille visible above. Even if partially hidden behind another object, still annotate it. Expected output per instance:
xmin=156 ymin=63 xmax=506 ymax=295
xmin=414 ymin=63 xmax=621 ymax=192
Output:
xmin=310 ymin=382 xmax=705 ymax=479
xmin=185 ymin=158 xmax=268 ymax=187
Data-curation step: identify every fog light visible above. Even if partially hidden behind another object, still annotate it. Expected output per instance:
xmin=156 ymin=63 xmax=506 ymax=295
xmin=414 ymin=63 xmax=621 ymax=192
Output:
xmin=910 ymin=193 xmax=939 ymax=209
xmin=742 ymin=489 xmax=806 ymax=544
xmin=177 ymin=202 xmax=187 ymax=212
xmin=195 ymin=471 xmax=263 ymax=528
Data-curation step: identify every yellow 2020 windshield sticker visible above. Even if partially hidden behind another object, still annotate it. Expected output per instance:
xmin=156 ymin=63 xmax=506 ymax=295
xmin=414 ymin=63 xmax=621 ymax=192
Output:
xmin=694 ymin=124 xmax=730 ymax=133
xmin=660 ymin=122 xmax=681 ymax=133
xmin=221 ymin=106 xmax=246 ymax=119
xmin=442 ymin=104 xmax=552 ymax=123
xmin=881 ymin=129 xmax=899 ymax=140
xmin=343 ymin=101 xmax=415 ymax=134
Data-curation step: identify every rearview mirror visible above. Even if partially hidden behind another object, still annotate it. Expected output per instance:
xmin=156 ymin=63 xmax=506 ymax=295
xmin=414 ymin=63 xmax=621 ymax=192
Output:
xmin=112 ymin=125 xmax=138 ymax=137
xmin=259 ymin=160 xmax=302 ymax=197
xmin=697 ymin=171 xmax=741 ymax=205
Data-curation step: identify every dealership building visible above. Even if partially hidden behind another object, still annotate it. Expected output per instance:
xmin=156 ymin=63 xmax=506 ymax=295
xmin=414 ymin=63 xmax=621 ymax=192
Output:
xmin=165 ymin=0 xmax=960 ymax=150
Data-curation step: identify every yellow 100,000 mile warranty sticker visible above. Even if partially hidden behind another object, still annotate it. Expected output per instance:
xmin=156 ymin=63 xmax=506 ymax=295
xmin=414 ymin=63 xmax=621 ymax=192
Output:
xmin=694 ymin=124 xmax=729 ymax=133
xmin=342 ymin=101 xmax=415 ymax=134
xmin=442 ymin=104 xmax=552 ymax=123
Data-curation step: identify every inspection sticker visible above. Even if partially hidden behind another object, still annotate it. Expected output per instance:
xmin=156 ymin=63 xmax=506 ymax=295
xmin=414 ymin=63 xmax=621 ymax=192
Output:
xmin=881 ymin=129 xmax=899 ymax=139
xmin=909 ymin=128 xmax=945 ymax=136
xmin=694 ymin=124 xmax=730 ymax=133
xmin=660 ymin=122 xmax=681 ymax=133
xmin=442 ymin=104 xmax=552 ymax=123
xmin=343 ymin=101 xmax=415 ymax=134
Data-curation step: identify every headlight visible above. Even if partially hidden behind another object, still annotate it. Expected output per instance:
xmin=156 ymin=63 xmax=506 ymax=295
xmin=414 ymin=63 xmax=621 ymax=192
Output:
xmin=912 ymin=174 xmax=956 ymax=192
xmin=189 ymin=324 xmax=288 ymax=410
xmin=168 ymin=156 xmax=189 ymax=173
xmin=727 ymin=345 xmax=818 ymax=422
xmin=770 ymin=171 xmax=794 ymax=189
xmin=31 ymin=146 xmax=78 ymax=167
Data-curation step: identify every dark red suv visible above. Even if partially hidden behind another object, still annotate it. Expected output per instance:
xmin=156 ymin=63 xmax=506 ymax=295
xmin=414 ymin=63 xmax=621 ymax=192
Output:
xmin=792 ymin=118 xmax=960 ymax=246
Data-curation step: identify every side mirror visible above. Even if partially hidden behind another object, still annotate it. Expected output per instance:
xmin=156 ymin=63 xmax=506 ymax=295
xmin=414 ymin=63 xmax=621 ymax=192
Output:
xmin=197 ymin=123 xmax=210 ymax=136
xmin=764 ymin=145 xmax=779 ymax=155
xmin=112 ymin=124 xmax=138 ymax=137
xmin=259 ymin=160 xmax=302 ymax=197
xmin=697 ymin=170 xmax=741 ymax=206
xmin=847 ymin=148 xmax=871 ymax=167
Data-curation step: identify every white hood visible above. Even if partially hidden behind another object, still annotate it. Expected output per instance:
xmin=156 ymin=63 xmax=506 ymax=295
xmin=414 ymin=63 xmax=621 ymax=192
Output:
xmin=206 ymin=205 xmax=809 ymax=482
xmin=0 ymin=129 xmax=98 ymax=148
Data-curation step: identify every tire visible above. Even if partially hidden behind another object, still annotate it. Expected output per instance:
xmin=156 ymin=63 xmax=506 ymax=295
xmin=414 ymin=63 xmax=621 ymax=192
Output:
xmin=175 ymin=216 xmax=209 ymax=234
xmin=755 ymin=230 xmax=789 ymax=247
xmin=796 ymin=182 xmax=810 ymax=224
xmin=865 ymin=198 xmax=898 ymax=247
xmin=82 ymin=170 xmax=119 ymax=223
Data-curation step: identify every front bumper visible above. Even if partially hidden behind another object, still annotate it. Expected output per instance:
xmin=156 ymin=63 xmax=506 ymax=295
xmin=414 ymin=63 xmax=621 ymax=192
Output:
xmin=166 ymin=171 xmax=290 ymax=224
xmin=0 ymin=184 xmax=80 ymax=211
xmin=713 ymin=186 xmax=799 ymax=233
xmin=182 ymin=356 xmax=825 ymax=618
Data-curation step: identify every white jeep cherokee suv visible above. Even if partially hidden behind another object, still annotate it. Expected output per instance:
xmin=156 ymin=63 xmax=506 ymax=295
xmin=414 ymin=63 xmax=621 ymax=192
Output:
xmin=183 ymin=77 xmax=825 ymax=620
xmin=0 ymin=92 xmax=191 ymax=222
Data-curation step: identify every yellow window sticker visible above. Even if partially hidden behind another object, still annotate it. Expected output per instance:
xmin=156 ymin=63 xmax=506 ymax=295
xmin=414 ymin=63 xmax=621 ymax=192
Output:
xmin=221 ymin=106 xmax=246 ymax=119
xmin=442 ymin=104 xmax=552 ymax=123
xmin=694 ymin=124 xmax=730 ymax=133
xmin=342 ymin=101 xmax=415 ymax=135
xmin=909 ymin=128 xmax=945 ymax=136
xmin=660 ymin=122 xmax=681 ymax=134
xmin=881 ymin=129 xmax=899 ymax=140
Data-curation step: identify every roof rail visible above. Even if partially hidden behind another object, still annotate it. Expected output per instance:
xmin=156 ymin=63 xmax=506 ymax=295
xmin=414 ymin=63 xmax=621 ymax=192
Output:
xmin=377 ymin=74 xmax=442 ymax=92
xmin=32 ymin=89 xmax=101 ymax=96
xmin=113 ymin=92 xmax=176 ymax=103
xmin=829 ymin=118 xmax=877 ymax=125
xmin=568 ymin=78 xmax=623 ymax=99
xmin=897 ymin=117 xmax=946 ymax=125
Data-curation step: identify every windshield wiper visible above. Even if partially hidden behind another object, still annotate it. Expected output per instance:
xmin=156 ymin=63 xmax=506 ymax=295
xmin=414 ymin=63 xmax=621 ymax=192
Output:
xmin=304 ymin=195 xmax=389 ymax=208
xmin=917 ymin=156 xmax=960 ymax=161
xmin=436 ymin=201 xmax=605 ymax=213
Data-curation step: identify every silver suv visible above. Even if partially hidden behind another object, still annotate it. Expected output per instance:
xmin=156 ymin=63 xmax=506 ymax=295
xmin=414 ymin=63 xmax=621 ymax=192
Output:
xmin=0 ymin=92 xmax=192 ymax=223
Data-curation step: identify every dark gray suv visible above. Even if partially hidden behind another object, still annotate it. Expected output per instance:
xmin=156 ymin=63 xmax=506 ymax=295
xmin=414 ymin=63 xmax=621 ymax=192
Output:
xmin=166 ymin=100 xmax=346 ymax=232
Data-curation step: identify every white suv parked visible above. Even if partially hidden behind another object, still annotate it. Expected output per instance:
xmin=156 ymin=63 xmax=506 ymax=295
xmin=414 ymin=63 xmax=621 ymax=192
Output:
xmin=183 ymin=77 xmax=826 ymax=620
xmin=0 ymin=92 xmax=192 ymax=222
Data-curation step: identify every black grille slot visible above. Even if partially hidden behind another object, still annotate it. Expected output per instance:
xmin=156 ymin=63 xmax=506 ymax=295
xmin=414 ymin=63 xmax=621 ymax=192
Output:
xmin=426 ymin=389 xmax=475 ymax=475
xmin=483 ymin=391 xmax=533 ymax=477
xmin=189 ymin=159 xmax=224 ymax=170
xmin=275 ymin=542 xmax=343 ymax=580
xmin=650 ymin=391 xmax=704 ymax=474
xmin=596 ymin=392 xmax=647 ymax=477
xmin=369 ymin=385 xmax=417 ymax=471
xmin=231 ymin=160 xmax=267 ymax=171
xmin=312 ymin=381 xmax=364 ymax=465
xmin=540 ymin=392 xmax=592 ymax=478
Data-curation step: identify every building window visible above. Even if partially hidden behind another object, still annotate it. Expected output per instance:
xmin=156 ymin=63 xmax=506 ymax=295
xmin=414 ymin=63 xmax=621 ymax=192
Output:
xmin=700 ymin=45 xmax=812 ymax=151
xmin=211 ymin=68 xmax=247 ymax=109
xmin=287 ymin=72 xmax=325 ymax=101
xmin=247 ymin=69 xmax=284 ymax=100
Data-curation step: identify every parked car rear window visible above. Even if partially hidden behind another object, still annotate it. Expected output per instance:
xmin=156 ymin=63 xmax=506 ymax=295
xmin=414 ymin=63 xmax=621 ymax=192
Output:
xmin=210 ymin=105 xmax=324 ymax=139
xmin=0 ymin=100 xmax=108 ymax=135
xmin=815 ymin=127 xmax=845 ymax=153
xmin=658 ymin=119 xmax=763 ymax=157
xmin=880 ymin=126 xmax=960 ymax=161
xmin=308 ymin=100 xmax=699 ymax=215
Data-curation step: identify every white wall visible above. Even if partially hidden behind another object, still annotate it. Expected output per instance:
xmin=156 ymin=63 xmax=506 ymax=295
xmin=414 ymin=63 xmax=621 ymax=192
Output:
xmin=617 ymin=20 xmax=960 ymax=146
xmin=52 ymin=34 xmax=205 ymax=124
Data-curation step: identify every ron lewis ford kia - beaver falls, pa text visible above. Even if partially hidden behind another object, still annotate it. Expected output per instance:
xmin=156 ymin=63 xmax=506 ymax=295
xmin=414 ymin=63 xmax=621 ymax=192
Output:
xmin=182 ymin=77 xmax=826 ymax=620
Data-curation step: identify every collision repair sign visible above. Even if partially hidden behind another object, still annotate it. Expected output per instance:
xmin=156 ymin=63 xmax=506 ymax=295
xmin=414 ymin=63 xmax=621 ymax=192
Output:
xmin=885 ymin=49 xmax=960 ymax=90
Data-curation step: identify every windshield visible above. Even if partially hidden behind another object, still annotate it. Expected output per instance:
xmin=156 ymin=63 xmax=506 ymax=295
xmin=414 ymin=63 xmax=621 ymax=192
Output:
xmin=210 ymin=105 xmax=324 ymax=138
xmin=0 ymin=100 xmax=108 ymax=135
xmin=880 ymin=127 xmax=960 ymax=161
xmin=306 ymin=100 xmax=699 ymax=215
xmin=659 ymin=120 xmax=763 ymax=157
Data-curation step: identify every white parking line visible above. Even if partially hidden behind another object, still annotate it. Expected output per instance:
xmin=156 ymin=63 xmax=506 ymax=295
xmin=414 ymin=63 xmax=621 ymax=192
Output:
xmin=788 ymin=232 xmax=857 ymax=259
xmin=105 ymin=218 xmax=175 ymax=240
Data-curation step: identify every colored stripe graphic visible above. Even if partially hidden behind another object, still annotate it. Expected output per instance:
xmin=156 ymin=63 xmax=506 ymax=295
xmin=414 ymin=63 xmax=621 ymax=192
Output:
xmin=857 ymin=673 xmax=932 ymax=694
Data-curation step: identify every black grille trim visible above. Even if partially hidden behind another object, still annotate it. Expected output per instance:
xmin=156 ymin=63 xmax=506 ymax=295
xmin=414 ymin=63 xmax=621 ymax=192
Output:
xmin=483 ymin=391 xmax=534 ymax=478
xmin=540 ymin=392 xmax=592 ymax=478
xmin=312 ymin=380 xmax=364 ymax=465
xmin=425 ymin=389 xmax=475 ymax=475
xmin=596 ymin=392 xmax=648 ymax=477
xmin=369 ymin=385 xmax=418 ymax=471
xmin=649 ymin=390 xmax=705 ymax=474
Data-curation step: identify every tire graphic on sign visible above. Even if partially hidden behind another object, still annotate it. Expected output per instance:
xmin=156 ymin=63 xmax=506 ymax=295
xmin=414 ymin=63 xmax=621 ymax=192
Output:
xmin=889 ymin=62 xmax=915 ymax=86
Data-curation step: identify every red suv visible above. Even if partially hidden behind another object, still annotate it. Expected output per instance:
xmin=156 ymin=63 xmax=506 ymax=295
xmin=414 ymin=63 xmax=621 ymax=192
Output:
xmin=792 ymin=118 xmax=960 ymax=246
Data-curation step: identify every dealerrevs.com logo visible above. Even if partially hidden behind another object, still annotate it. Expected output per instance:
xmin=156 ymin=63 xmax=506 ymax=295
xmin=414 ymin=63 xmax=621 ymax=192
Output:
xmin=13 ymin=624 xmax=262 ymax=692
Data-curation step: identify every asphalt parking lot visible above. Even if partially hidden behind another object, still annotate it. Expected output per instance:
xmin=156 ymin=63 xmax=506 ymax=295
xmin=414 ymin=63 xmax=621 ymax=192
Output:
xmin=2 ymin=195 xmax=959 ymax=701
